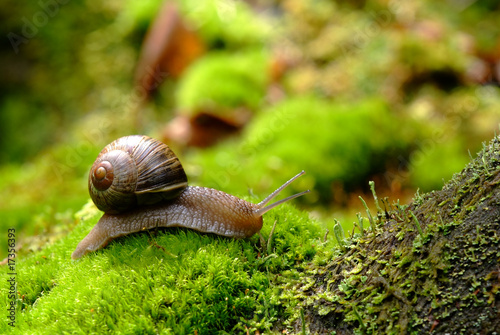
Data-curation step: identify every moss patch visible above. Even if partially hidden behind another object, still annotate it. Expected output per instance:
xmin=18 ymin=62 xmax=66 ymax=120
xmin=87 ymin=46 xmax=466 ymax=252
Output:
xmin=279 ymin=136 xmax=500 ymax=334
xmin=191 ymin=96 xmax=414 ymax=206
xmin=1 ymin=199 xmax=326 ymax=334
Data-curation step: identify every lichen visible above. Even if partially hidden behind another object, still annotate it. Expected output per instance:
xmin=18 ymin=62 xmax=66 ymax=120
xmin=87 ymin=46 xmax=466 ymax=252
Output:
xmin=278 ymin=136 xmax=500 ymax=334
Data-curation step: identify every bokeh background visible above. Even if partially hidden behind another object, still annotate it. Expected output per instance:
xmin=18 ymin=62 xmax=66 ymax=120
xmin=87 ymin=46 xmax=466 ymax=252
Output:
xmin=1 ymin=0 xmax=500 ymax=259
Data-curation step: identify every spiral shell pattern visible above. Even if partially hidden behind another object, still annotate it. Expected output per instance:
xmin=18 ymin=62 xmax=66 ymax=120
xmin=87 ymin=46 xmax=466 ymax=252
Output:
xmin=89 ymin=135 xmax=188 ymax=213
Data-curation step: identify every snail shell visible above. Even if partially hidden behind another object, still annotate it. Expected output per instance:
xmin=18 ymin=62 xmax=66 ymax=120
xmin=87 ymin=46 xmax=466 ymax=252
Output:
xmin=89 ymin=135 xmax=188 ymax=214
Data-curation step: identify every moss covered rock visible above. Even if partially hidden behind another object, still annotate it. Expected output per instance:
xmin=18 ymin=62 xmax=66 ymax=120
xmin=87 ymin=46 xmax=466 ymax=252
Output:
xmin=279 ymin=136 xmax=500 ymax=333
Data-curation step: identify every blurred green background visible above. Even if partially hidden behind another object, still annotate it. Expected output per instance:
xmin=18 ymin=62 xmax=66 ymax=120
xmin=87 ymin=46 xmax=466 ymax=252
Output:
xmin=1 ymin=0 xmax=500 ymax=259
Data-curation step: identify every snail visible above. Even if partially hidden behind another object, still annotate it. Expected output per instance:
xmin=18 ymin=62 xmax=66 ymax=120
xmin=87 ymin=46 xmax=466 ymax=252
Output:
xmin=72 ymin=135 xmax=309 ymax=259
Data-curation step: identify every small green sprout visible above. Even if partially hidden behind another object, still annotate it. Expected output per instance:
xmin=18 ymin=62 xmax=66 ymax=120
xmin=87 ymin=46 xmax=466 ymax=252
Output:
xmin=359 ymin=196 xmax=376 ymax=234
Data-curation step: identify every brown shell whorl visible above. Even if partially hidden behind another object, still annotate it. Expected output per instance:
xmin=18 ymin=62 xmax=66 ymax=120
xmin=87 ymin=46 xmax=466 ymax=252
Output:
xmin=88 ymin=135 xmax=188 ymax=214
xmin=89 ymin=149 xmax=138 ymax=213
xmin=91 ymin=161 xmax=114 ymax=191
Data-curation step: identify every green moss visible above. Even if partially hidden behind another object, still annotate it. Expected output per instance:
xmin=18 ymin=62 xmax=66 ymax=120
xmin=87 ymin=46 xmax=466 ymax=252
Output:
xmin=191 ymin=96 xmax=413 ymax=205
xmin=277 ymin=136 xmax=500 ymax=333
xmin=409 ymin=136 xmax=470 ymax=191
xmin=176 ymin=51 xmax=269 ymax=113
xmin=1 ymin=197 xmax=325 ymax=334
xmin=178 ymin=0 xmax=271 ymax=49
xmin=0 ymin=139 xmax=102 ymax=259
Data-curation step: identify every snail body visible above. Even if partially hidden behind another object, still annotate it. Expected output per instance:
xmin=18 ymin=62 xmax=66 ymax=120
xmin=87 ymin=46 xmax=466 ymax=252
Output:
xmin=72 ymin=135 xmax=308 ymax=259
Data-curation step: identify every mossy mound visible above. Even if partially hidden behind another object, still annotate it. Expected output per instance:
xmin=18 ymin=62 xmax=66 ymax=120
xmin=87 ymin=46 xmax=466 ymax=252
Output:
xmin=280 ymin=137 xmax=500 ymax=333
xmin=1 ymin=199 xmax=325 ymax=334
xmin=176 ymin=51 xmax=269 ymax=113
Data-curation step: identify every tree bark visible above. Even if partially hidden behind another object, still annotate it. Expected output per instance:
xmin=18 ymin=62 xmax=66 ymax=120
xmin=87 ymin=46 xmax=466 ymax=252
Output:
xmin=284 ymin=137 xmax=500 ymax=334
